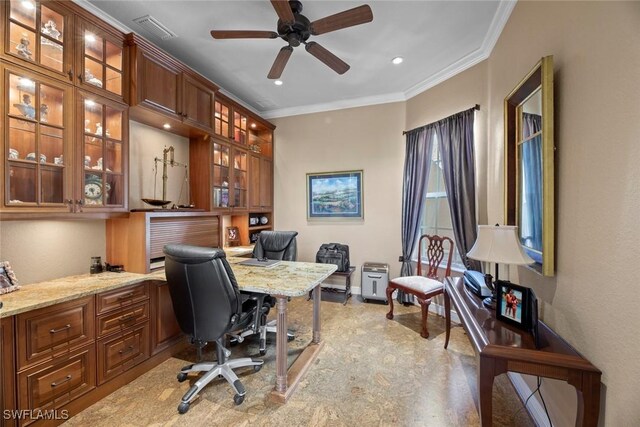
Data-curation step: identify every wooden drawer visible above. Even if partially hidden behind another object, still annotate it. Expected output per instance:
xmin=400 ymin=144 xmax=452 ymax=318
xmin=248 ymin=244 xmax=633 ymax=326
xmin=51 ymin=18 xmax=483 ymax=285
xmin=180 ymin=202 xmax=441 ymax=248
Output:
xmin=17 ymin=297 xmax=95 ymax=370
xmin=97 ymin=323 xmax=150 ymax=385
xmin=96 ymin=301 xmax=149 ymax=338
xmin=96 ymin=283 xmax=149 ymax=315
xmin=17 ymin=344 xmax=96 ymax=421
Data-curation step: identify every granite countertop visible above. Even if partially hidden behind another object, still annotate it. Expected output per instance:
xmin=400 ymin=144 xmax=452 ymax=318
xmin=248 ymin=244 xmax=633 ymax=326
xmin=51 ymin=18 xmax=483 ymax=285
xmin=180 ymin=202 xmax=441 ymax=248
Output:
xmin=0 ymin=257 xmax=336 ymax=318
xmin=223 ymin=245 xmax=255 ymax=257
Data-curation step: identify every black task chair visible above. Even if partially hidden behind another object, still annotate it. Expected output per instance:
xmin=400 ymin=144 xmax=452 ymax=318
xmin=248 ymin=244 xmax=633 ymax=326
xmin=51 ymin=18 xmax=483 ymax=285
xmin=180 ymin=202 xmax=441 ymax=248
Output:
xmin=163 ymin=244 xmax=264 ymax=413
xmin=245 ymin=231 xmax=298 ymax=355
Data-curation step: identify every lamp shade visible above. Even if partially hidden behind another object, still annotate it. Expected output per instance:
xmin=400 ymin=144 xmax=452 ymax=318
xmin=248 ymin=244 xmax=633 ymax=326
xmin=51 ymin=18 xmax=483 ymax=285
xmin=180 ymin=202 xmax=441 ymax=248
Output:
xmin=467 ymin=225 xmax=534 ymax=265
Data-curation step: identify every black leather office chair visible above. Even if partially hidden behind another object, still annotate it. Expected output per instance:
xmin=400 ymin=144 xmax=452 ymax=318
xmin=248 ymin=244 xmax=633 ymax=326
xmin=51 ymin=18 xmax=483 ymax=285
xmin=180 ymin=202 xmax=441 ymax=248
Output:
xmin=246 ymin=231 xmax=298 ymax=354
xmin=163 ymin=244 xmax=264 ymax=413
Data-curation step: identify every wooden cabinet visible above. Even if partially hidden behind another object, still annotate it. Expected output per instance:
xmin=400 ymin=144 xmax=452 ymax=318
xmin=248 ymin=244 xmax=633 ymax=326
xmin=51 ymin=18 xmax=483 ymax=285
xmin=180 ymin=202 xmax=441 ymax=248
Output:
xmin=1 ymin=0 xmax=75 ymax=82
xmin=149 ymin=280 xmax=182 ymax=355
xmin=126 ymin=34 xmax=217 ymax=134
xmin=1 ymin=63 xmax=74 ymax=212
xmin=249 ymin=155 xmax=272 ymax=211
xmin=95 ymin=282 xmax=148 ymax=315
xmin=75 ymin=17 xmax=125 ymax=102
xmin=213 ymin=97 xmax=231 ymax=139
xmin=76 ymin=90 xmax=128 ymax=212
xmin=1 ymin=317 xmax=16 ymax=426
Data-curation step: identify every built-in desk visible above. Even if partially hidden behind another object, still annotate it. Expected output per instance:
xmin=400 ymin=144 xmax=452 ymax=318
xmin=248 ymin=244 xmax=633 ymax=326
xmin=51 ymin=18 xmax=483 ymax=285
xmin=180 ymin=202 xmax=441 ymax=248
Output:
xmin=443 ymin=277 xmax=601 ymax=427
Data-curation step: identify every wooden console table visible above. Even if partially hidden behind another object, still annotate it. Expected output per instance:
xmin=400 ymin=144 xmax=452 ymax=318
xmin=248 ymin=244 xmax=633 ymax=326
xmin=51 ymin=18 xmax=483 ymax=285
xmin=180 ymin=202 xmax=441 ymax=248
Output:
xmin=443 ymin=277 xmax=601 ymax=427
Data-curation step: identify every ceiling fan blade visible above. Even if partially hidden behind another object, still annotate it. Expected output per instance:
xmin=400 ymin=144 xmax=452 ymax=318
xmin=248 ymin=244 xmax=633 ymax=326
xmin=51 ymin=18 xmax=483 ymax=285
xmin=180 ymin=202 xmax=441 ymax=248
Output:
xmin=270 ymin=0 xmax=295 ymax=24
xmin=305 ymin=42 xmax=350 ymax=75
xmin=310 ymin=5 xmax=373 ymax=36
xmin=210 ymin=30 xmax=279 ymax=39
xmin=268 ymin=46 xmax=294 ymax=79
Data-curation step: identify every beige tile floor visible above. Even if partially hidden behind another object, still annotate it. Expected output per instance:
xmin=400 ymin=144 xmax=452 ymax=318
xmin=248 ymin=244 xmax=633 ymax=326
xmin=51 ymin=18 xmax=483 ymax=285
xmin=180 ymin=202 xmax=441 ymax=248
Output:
xmin=66 ymin=294 xmax=534 ymax=427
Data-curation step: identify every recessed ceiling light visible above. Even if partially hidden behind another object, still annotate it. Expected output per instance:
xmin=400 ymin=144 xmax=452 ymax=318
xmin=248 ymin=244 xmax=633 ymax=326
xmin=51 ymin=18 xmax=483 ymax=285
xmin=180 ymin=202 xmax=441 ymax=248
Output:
xmin=250 ymin=123 xmax=257 ymax=129
xmin=21 ymin=1 xmax=35 ymax=10
xmin=163 ymin=123 xmax=171 ymax=129
xmin=85 ymin=33 xmax=96 ymax=43
xmin=392 ymin=57 xmax=404 ymax=65
xmin=84 ymin=99 xmax=96 ymax=107
xmin=274 ymin=80 xmax=283 ymax=86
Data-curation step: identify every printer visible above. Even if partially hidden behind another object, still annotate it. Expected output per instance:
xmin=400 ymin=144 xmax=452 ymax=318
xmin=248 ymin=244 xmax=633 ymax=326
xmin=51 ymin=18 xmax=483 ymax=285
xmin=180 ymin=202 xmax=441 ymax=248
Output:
xmin=463 ymin=270 xmax=492 ymax=298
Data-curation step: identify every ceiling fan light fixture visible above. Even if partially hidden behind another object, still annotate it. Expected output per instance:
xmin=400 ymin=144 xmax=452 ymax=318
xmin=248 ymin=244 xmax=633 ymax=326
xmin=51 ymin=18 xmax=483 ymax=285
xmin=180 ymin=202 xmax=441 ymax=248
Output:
xmin=274 ymin=80 xmax=284 ymax=86
xmin=392 ymin=56 xmax=404 ymax=65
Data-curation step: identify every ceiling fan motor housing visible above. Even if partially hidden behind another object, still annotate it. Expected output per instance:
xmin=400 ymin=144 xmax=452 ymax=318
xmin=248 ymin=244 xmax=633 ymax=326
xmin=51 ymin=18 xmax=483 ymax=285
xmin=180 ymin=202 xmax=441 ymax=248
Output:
xmin=277 ymin=2 xmax=311 ymax=47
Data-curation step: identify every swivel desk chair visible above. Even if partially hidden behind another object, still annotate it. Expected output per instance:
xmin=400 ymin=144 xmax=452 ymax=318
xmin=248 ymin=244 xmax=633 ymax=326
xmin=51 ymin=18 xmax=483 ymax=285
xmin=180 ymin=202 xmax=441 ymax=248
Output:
xmin=163 ymin=244 xmax=264 ymax=413
xmin=246 ymin=231 xmax=298 ymax=355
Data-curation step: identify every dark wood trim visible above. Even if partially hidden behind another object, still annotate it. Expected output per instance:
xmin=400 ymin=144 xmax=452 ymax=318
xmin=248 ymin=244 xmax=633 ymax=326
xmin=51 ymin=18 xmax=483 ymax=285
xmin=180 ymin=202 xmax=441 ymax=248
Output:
xmin=1 ymin=317 xmax=17 ymax=427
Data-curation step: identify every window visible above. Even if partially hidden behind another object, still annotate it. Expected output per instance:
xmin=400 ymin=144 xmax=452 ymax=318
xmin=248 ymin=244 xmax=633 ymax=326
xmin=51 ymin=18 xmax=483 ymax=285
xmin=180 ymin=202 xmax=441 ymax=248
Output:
xmin=417 ymin=136 xmax=465 ymax=271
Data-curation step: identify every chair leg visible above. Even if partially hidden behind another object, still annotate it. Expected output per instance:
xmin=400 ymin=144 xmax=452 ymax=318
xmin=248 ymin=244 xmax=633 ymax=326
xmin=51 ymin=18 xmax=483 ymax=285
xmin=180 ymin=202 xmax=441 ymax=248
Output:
xmin=386 ymin=286 xmax=395 ymax=319
xmin=418 ymin=298 xmax=431 ymax=339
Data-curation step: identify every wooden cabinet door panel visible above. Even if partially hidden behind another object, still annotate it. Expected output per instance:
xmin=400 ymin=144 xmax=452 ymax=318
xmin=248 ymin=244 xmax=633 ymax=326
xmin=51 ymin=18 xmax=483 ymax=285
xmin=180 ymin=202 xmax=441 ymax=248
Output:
xmin=248 ymin=154 xmax=261 ymax=210
xmin=96 ymin=282 xmax=148 ymax=315
xmin=96 ymin=301 xmax=149 ymax=338
xmin=97 ymin=323 xmax=149 ymax=384
xmin=17 ymin=297 xmax=95 ymax=370
xmin=150 ymin=280 xmax=182 ymax=355
xmin=139 ymin=52 xmax=179 ymax=116
xmin=181 ymin=74 xmax=213 ymax=132
xmin=260 ymin=158 xmax=272 ymax=209
xmin=17 ymin=344 xmax=96 ymax=414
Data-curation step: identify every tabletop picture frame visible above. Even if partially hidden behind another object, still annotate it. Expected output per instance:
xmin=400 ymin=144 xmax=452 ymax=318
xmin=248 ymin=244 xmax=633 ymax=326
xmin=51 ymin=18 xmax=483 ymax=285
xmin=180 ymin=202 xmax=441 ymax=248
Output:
xmin=226 ymin=226 xmax=240 ymax=247
xmin=0 ymin=261 xmax=20 ymax=294
xmin=307 ymin=170 xmax=363 ymax=221
xmin=495 ymin=281 xmax=534 ymax=330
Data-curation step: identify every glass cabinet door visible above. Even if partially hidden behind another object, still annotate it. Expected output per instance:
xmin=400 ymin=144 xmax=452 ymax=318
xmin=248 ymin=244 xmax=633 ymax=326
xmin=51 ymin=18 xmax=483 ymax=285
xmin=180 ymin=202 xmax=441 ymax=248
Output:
xmin=78 ymin=20 xmax=124 ymax=99
xmin=232 ymin=149 xmax=247 ymax=210
xmin=5 ymin=68 xmax=71 ymax=208
xmin=211 ymin=142 xmax=230 ymax=209
xmin=233 ymin=110 xmax=247 ymax=145
xmin=80 ymin=92 xmax=127 ymax=209
xmin=5 ymin=0 xmax=73 ymax=79
xmin=213 ymin=100 xmax=230 ymax=139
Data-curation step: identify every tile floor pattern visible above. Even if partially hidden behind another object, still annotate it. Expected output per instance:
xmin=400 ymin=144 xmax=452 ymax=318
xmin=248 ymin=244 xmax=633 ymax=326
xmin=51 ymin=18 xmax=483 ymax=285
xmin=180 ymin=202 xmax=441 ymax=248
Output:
xmin=67 ymin=295 xmax=535 ymax=427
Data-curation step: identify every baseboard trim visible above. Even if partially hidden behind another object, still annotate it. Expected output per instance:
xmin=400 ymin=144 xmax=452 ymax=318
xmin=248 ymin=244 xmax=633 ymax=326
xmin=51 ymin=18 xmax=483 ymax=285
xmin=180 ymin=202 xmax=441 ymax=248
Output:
xmin=508 ymin=372 xmax=552 ymax=427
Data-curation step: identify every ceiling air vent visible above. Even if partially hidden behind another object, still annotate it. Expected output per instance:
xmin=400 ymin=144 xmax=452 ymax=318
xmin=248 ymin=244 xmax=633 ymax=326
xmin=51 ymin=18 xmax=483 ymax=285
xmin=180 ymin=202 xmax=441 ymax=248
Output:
xmin=132 ymin=15 xmax=177 ymax=40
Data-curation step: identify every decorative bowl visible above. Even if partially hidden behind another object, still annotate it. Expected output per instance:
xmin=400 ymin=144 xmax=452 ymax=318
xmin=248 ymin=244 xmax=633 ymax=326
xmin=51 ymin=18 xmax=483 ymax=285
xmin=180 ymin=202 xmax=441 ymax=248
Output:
xmin=142 ymin=198 xmax=171 ymax=207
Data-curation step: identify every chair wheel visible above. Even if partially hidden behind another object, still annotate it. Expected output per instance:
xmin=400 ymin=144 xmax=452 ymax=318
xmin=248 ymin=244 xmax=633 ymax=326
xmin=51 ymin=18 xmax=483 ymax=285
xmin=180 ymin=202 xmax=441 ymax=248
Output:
xmin=259 ymin=349 xmax=266 ymax=356
xmin=177 ymin=372 xmax=188 ymax=382
xmin=234 ymin=394 xmax=245 ymax=405
xmin=254 ymin=364 xmax=262 ymax=372
xmin=177 ymin=402 xmax=190 ymax=414
xmin=362 ymin=298 xmax=367 ymax=303
xmin=287 ymin=335 xmax=295 ymax=342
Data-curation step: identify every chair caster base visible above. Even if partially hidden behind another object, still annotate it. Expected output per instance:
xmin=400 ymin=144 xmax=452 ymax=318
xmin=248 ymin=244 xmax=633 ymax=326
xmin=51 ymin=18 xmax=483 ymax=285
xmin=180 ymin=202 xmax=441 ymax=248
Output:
xmin=177 ymin=372 xmax=188 ymax=382
xmin=178 ymin=402 xmax=190 ymax=414
xmin=234 ymin=394 xmax=245 ymax=405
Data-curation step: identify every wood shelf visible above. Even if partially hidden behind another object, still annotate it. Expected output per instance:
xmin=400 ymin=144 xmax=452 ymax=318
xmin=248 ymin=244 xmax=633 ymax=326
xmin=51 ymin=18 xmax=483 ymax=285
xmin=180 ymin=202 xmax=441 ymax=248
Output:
xmin=248 ymin=225 xmax=271 ymax=231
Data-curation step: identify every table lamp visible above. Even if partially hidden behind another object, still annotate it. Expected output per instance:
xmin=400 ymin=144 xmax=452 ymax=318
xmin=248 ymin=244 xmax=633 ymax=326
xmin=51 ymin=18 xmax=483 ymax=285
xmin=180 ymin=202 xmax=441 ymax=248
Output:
xmin=467 ymin=224 xmax=534 ymax=309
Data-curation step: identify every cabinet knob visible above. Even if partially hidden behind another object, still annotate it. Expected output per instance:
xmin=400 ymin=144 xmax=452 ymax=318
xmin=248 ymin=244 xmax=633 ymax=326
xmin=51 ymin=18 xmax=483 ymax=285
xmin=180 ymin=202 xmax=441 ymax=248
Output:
xmin=65 ymin=199 xmax=74 ymax=212
xmin=78 ymin=73 xmax=83 ymax=82
xmin=76 ymin=199 xmax=84 ymax=212
xmin=67 ymin=69 xmax=73 ymax=81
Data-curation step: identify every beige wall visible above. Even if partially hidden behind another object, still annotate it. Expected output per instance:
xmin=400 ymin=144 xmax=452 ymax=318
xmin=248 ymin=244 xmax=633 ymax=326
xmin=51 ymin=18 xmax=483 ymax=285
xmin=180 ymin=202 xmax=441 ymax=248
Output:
xmin=0 ymin=220 xmax=106 ymax=284
xmin=129 ymin=121 xmax=190 ymax=209
xmin=272 ymin=102 xmax=406 ymax=285
xmin=487 ymin=2 xmax=640 ymax=426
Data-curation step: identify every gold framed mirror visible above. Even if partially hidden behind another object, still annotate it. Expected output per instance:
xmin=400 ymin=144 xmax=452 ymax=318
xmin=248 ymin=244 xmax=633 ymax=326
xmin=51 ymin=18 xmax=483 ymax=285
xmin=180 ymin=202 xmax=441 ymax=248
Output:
xmin=504 ymin=56 xmax=554 ymax=276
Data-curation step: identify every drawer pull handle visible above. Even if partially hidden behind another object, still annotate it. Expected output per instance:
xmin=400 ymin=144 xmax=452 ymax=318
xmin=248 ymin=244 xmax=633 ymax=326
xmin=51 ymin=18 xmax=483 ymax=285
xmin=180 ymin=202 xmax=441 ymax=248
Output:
xmin=50 ymin=324 xmax=71 ymax=334
xmin=119 ymin=345 xmax=135 ymax=355
xmin=51 ymin=375 xmax=72 ymax=388
xmin=119 ymin=315 xmax=135 ymax=323
xmin=117 ymin=292 xmax=135 ymax=300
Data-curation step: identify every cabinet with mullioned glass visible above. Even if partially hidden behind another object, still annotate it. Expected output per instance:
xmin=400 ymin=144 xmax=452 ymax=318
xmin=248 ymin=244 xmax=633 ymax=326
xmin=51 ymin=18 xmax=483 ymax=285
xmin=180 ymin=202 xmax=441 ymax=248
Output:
xmin=77 ymin=90 xmax=128 ymax=212
xmin=2 ymin=0 xmax=75 ymax=83
xmin=210 ymin=142 xmax=247 ymax=212
xmin=2 ymin=63 xmax=74 ymax=212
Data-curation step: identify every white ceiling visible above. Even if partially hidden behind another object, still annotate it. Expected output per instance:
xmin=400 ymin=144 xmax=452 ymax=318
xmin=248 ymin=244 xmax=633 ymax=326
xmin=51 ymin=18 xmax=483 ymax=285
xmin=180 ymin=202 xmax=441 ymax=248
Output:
xmin=82 ymin=1 xmax=515 ymax=118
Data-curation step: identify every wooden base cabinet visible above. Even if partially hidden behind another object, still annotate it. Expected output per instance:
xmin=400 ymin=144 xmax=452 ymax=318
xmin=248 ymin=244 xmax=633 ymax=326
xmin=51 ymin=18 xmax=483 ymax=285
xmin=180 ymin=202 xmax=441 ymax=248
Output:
xmin=1 ymin=317 xmax=16 ymax=427
xmin=149 ymin=280 xmax=181 ymax=355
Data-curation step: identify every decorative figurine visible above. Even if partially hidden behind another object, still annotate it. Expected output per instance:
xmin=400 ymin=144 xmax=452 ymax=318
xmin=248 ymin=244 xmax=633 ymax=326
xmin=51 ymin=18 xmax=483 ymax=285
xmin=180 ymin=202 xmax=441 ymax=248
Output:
xmin=84 ymin=119 xmax=91 ymax=133
xmin=16 ymin=37 xmax=32 ymax=60
xmin=95 ymin=123 xmax=102 ymax=136
xmin=40 ymin=104 xmax=48 ymax=122
xmin=42 ymin=20 xmax=61 ymax=40
xmin=13 ymin=94 xmax=35 ymax=119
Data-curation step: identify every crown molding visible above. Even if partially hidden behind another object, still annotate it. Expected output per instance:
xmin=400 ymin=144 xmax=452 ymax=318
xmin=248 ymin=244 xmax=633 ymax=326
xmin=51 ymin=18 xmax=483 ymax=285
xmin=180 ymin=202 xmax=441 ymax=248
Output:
xmin=72 ymin=0 xmax=134 ymax=34
xmin=261 ymin=92 xmax=406 ymax=119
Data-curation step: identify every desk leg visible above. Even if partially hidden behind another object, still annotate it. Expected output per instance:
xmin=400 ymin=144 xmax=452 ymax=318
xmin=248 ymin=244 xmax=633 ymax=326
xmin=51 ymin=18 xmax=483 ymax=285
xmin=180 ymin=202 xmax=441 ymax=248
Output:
xmin=444 ymin=289 xmax=451 ymax=349
xmin=479 ymin=355 xmax=496 ymax=427
xmin=275 ymin=295 xmax=288 ymax=394
xmin=574 ymin=371 xmax=601 ymax=427
xmin=343 ymin=275 xmax=351 ymax=305
xmin=313 ymin=284 xmax=321 ymax=343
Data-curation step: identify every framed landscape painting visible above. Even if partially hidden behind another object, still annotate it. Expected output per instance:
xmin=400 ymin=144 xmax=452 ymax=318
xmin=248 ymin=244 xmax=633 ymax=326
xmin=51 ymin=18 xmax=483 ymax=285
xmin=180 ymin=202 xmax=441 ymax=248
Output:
xmin=307 ymin=170 xmax=363 ymax=220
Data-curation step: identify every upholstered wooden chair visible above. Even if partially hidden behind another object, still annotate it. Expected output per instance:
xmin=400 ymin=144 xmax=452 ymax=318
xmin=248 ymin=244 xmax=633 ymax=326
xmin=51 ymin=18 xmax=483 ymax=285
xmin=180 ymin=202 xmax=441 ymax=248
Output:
xmin=386 ymin=234 xmax=454 ymax=338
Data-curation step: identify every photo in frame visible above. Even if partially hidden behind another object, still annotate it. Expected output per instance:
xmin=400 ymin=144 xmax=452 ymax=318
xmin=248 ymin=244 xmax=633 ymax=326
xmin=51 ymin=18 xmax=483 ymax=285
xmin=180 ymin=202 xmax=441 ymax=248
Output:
xmin=495 ymin=281 xmax=535 ymax=330
xmin=0 ymin=261 xmax=20 ymax=295
xmin=307 ymin=170 xmax=363 ymax=220
xmin=226 ymin=226 xmax=240 ymax=247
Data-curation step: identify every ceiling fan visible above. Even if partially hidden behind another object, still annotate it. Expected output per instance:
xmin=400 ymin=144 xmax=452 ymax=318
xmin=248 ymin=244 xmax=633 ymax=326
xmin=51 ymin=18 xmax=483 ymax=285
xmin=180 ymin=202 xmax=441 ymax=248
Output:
xmin=210 ymin=0 xmax=373 ymax=79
